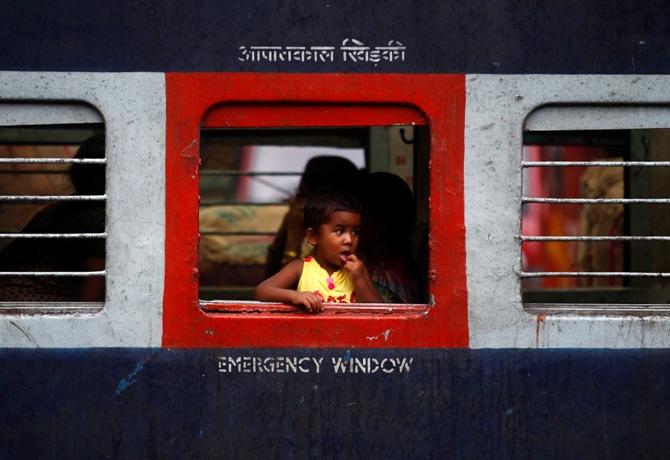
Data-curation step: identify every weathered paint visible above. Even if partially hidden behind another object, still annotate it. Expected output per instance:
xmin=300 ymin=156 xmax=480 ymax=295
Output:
xmin=4 ymin=73 xmax=670 ymax=349
xmin=465 ymin=74 xmax=670 ymax=348
xmin=0 ymin=72 xmax=165 ymax=347
xmin=3 ymin=348 xmax=670 ymax=459
xmin=0 ymin=2 xmax=669 ymax=459
xmin=1 ymin=1 xmax=669 ymax=74
xmin=163 ymin=73 xmax=468 ymax=348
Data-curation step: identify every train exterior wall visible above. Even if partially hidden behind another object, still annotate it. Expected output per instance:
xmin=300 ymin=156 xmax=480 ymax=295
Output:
xmin=3 ymin=348 xmax=670 ymax=459
xmin=2 ymin=1 xmax=670 ymax=458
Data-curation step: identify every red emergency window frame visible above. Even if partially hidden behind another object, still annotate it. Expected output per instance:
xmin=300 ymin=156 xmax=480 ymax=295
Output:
xmin=164 ymin=73 xmax=467 ymax=348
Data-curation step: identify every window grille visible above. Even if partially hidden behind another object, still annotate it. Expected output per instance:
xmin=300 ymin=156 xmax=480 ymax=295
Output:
xmin=0 ymin=123 xmax=105 ymax=312
xmin=521 ymin=127 xmax=670 ymax=309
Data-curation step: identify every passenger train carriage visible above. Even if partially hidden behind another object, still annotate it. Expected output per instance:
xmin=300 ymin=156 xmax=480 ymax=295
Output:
xmin=2 ymin=1 xmax=670 ymax=458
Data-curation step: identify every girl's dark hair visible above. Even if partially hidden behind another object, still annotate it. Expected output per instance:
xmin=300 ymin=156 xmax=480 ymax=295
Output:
xmin=303 ymin=187 xmax=362 ymax=230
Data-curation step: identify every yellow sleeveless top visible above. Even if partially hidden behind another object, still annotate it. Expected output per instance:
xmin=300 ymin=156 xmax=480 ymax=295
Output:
xmin=297 ymin=256 xmax=356 ymax=303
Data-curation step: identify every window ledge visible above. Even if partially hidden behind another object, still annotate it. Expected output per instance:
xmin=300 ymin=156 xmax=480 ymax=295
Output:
xmin=200 ymin=300 xmax=430 ymax=316
xmin=0 ymin=302 xmax=103 ymax=315
xmin=525 ymin=303 xmax=670 ymax=317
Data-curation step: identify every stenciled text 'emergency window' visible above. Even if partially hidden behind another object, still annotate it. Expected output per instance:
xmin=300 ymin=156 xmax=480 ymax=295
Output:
xmin=0 ymin=104 xmax=106 ymax=313
xmin=522 ymin=106 xmax=670 ymax=311
xmin=198 ymin=126 xmax=429 ymax=308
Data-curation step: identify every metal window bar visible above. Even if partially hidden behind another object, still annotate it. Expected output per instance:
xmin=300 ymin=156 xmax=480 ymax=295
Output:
xmin=0 ymin=233 xmax=106 ymax=238
xmin=520 ymin=271 xmax=670 ymax=278
xmin=0 ymin=195 xmax=106 ymax=202
xmin=520 ymin=235 xmax=670 ymax=242
xmin=0 ymin=158 xmax=105 ymax=176
xmin=0 ymin=271 xmax=105 ymax=277
xmin=0 ymin=158 xmax=105 ymax=164
xmin=521 ymin=158 xmax=670 ymax=284
xmin=523 ymin=197 xmax=670 ymax=204
xmin=0 ymin=151 xmax=107 ymax=309
xmin=523 ymin=161 xmax=670 ymax=167
xmin=0 ymin=302 xmax=103 ymax=314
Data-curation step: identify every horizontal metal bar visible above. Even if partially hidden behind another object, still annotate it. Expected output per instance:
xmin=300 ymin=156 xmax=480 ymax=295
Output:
xmin=0 ymin=158 xmax=105 ymax=164
xmin=0 ymin=233 xmax=107 ymax=239
xmin=519 ymin=235 xmax=670 ymax=242
xmin=200 ymin=231 xmax=276 ymax=236
xmin=523 ymin=197 xmax=670 ymax=204
xmin=201 ymin=170 xmax=300 ymax=176
xmin=520 ymin=271 xmax=670 ymax=278
xmin=0 ymin=302 xmax=103 ymax=314
xmin=0 ymin=271 xmax=105 ymax=277
xmin=0 ymin=195 xmax=106 ymax=202
xmin=523 ymin=161 xmax=670 ymax=168
xmin=200 ymin=201 xmax=286 ymax=207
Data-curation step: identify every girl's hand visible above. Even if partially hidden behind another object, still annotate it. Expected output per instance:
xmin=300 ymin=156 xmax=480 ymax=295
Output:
xmin=292 ymin=291 xmax=324 ymax=313
xmin=340 ymin=254 xmax=384 ymax=303
xmin=340 ymin=254 xmax=368 ymax=281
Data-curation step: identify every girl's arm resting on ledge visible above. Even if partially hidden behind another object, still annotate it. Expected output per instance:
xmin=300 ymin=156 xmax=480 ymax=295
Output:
xmin=255 ymin=259 xmax=324 ymax=313
xmin=254 ymin=259 xmax=303 ymax=304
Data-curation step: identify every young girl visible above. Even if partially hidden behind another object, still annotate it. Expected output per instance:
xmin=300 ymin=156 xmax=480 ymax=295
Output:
xmin=255 ymin=187 xmax=382 ymax=312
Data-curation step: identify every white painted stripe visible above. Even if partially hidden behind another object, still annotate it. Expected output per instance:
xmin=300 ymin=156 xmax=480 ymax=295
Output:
xmin=526 ymin=106 xmax=670 ymax=131
xmin=465 ymin=74 xmax=670 ymax=348
xmin=0 ymin=102 xmax=102 ymax=126
xmin=0 ymin=72 xmax=165 ymax=348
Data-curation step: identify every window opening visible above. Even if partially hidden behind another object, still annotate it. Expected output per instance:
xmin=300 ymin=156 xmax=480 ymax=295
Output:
xmin=0 ymin=121 xmax=106 ymax=313
xmin=521 ymin=124 xmax=670 ymax=309
xmin=198 ymin=125 xmax=429 ymax=306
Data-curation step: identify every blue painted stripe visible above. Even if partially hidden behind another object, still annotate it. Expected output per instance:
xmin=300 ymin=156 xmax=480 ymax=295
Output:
xmin=1 ymin=348 xmax=669 ymax=458
xmin=0 ymin=0 xmax=666 ymax=73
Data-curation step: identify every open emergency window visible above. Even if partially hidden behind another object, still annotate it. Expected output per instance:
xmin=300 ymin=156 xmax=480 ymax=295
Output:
xmin=0 ymin=103 xmax=106 ymax=313
xmin=522 ymin=105 xmax=670 ymax=312
xmin=164 ymin=73 xmax=466 ymax=348
xmin=198 ymin=111 xmax=430 ymax=309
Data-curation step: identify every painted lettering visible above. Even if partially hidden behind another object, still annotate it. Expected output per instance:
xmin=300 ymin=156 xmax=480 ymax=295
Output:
xmin=218 ymin=355 xmax=412 ymax=374
xmin=237 ymin=39 xmax=405 ymax=65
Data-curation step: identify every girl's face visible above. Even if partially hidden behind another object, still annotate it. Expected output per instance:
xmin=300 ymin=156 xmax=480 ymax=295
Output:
xmin=307 ymin=211 xmax=360 ymax=271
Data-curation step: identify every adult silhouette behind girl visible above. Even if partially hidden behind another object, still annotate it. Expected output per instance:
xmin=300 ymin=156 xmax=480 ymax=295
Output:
xmin=358 ymin=172 xmax=418 ymax=303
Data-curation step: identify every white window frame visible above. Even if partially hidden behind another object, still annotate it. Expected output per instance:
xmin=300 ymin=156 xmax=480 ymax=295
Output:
xmin=466 ymin=74 xmax=670 ymax=348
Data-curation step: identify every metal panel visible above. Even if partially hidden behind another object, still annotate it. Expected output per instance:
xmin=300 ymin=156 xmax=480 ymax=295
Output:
xmin=465 ymin=74 xmax=670 ymax=348
xmin=0 ymin=72 xmax=165 ymax=347
xmin=0 ymin=103 xmax=102 ymax=126
xmin=1 ymin=1 xmax=670 ymax=74
xmin=2 ymin=348 xmax=670 ymax=458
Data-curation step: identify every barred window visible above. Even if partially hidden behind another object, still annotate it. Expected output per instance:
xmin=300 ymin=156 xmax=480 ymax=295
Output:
xmin=198 ymin=125 xmax=429 ymax=306
xmin=521 ymin=106 xmax=670 ymax=312
xmin=0 ymin=104 xmax=105 ymax=313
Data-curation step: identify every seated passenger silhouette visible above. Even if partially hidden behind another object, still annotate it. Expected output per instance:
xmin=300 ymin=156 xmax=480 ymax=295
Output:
xmin=264 ymin=155 xmax=360 ymax=277
xmin=0 ymin=134 xmax=105 ymax=302
xmin=358 ymin=172 xmax=418 ymax=303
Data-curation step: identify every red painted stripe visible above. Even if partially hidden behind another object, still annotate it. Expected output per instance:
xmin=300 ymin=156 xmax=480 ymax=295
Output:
xmin=203 ymin=104 xmax=428 ymax=128
xmin=164 ymin=73 xmax=467 ymax=348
